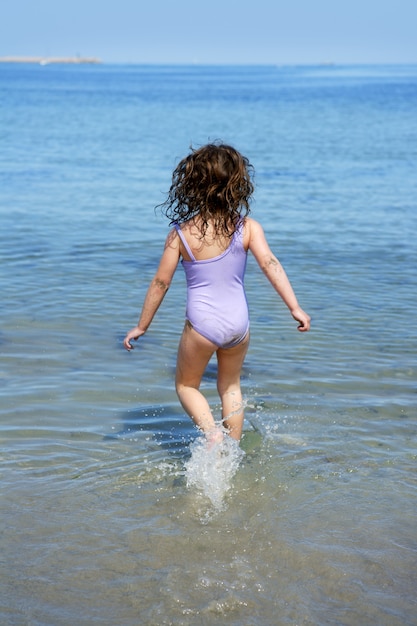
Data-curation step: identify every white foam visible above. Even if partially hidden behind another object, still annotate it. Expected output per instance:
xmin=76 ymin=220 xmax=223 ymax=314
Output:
xmin=184 ymin=430 xmax=245 ymax=512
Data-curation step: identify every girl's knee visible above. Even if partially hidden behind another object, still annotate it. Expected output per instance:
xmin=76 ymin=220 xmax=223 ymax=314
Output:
xmin=175 ymin=381 xmax=187 ymax=398
xmin=176 ymin=380 xmax=200 ymax=398
xmin=217 ymin=381 xmax=241 ymax=398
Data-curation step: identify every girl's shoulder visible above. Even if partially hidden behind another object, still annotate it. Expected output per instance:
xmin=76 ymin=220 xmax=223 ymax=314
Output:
xmin=243 ymin=216 xmax=262 ymax=230
xmin=242 ymin=217 xmax=263 ymax=248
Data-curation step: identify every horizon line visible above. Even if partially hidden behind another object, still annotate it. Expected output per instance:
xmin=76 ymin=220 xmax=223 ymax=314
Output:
xmin=1 ymin=56 xmax=416 ymax=67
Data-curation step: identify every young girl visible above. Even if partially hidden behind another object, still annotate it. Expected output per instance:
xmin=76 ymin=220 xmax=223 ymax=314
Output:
xmin=124 ymin=143 xmax=310 ymax=444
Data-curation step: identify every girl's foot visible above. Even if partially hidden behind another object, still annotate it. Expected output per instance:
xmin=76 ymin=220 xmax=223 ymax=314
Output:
xmin=206 ymin=426 xmax=224 ymax=449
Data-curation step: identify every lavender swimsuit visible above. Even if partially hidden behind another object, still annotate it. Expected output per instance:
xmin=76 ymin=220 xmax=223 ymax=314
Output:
xmin=175 ymin=221 xmax=249 ymax=349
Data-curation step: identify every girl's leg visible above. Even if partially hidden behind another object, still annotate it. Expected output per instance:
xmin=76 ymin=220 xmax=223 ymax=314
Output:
xmin=175 ymin=322 xmax=219 ymax=437
xmin=216 ymin=332 xmax=250 ymax=441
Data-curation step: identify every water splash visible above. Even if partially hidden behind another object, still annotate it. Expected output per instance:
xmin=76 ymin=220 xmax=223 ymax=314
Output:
xmin=184 ymin=428 xmax=245 ymax=514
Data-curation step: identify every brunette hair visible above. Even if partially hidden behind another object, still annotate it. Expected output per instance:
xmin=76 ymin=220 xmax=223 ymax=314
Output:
xmin=159 ymin=143 xmax=254 ymax=238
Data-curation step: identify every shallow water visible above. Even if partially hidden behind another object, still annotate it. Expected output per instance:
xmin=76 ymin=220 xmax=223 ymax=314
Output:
xmin=1 ymin=63 xmax=416 ymax=625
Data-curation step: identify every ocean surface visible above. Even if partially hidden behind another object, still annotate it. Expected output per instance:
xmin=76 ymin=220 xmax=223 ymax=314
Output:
xmin=1 ymin=63 xmax=416 ymax=625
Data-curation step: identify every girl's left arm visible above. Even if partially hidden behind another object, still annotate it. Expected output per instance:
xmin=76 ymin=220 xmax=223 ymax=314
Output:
xmin=246 ymin=218 xmax=311 ymax=332
xmin=124 ymin=229 xmax=180 ymax=350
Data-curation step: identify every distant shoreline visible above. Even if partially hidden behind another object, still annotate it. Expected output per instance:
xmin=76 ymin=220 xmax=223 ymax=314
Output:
xmin=0 ymin=56 xmax=101 ymax=65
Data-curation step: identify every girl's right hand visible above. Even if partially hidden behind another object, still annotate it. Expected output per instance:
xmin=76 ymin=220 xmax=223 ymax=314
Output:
xmin=123 ymin=326 xmax=145 ymax=351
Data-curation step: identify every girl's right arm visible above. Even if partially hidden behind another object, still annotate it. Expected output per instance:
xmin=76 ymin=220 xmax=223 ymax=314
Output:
xmin=246 ymin=218 xmax=311 ymax=332
xmin=123 ymin=229 xmax=181 ymax=350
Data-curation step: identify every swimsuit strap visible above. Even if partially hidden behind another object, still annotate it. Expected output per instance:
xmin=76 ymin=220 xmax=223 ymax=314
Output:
xmin=174 ymin=223 xmax=196 ymax=261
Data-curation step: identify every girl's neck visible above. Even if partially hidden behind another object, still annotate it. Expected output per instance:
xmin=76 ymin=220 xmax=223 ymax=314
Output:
xmin=190 ymin=213 xmax=239 ymax=239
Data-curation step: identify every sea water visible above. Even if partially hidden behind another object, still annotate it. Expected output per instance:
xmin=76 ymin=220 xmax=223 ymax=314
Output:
xmin=1 ymin=63 xmax=416 ymax=625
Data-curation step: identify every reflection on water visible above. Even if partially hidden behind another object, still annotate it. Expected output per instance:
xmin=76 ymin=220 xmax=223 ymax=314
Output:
xmin=109 ymin=403 xmax=196 ymax=458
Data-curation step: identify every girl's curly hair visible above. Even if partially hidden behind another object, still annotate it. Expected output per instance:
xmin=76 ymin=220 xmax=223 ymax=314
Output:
xmin=159 ymin=143 xmax=254 ymax=238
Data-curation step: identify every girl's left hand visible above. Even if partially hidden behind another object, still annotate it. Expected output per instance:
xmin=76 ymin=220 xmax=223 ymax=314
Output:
xmin=291 ymin=308 xmax=311 ymax=332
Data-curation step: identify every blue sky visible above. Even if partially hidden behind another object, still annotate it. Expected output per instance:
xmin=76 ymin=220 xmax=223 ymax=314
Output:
xmin=1 ymin=0 xmax=416 ymax=64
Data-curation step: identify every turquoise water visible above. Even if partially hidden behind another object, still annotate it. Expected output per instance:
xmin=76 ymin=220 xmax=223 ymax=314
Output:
xmin=1 ymin=63 xmax=416 ymax=625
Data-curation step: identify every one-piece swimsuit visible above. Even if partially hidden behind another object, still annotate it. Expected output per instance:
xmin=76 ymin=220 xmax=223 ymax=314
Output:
xmin=174 ymin=221 xmax=249 ymax=349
